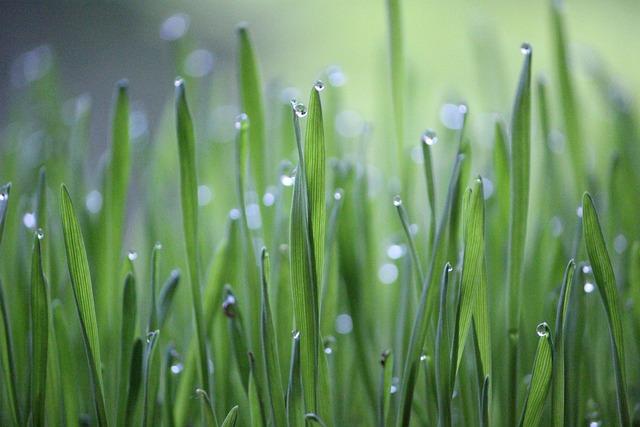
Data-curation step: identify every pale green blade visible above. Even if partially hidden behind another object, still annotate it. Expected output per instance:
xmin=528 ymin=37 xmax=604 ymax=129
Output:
xmin=221 ymin=406 xmax=239 ymax=427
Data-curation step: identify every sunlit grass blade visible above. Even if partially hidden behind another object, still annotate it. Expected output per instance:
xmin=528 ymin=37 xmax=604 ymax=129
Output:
xmin=287 ymin=331 xmax=304 ymax=427
xmin=378 ymin=350 xmax=393 ymax=427
xmin=506 ymin=43 xmax=532 ymax=427
xmin=385 ymin=0 xmax=405 ymax=165
xmin=260 ymin=248 xmax=286 ymax=427
xmin=435 ymin=263 xmax=453 ymax=427
xmin=125 ymin=338 xmax=144 ymax=426
xmin=519 ymin=323 xmax=553 ymax=427
xmin=117 ymin=273 xmax=137 ymax=427
xmin=29 ymin=232 xmax=49 ymax=427
xmin=175 ymin=78 xmax=211 ymax=401
xmin=59 ymin=184 xmax=108 ymax=426
xmin=551 ymin=259 xmax=575 ymax=426
xmin=582 ymin=193 xmax=630 ymax=425
xmin=237 ymin=23 xmax=267 ymax=195
xmin=158 ymin=269 xmax=180 ymax=328
xmin=142 ymin=330 xmax=160 ymax=427
xmin=221 ymin=405 xmax=239 ymax=427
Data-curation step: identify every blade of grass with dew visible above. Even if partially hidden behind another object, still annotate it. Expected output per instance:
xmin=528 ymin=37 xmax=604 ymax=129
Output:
xmin=518 ymin=323 xmax=553 ymax=427
xmin=378 ymin=350 xmax=393 ymax=427
xmin=385 ymin=0 xmax=405 ymax=166
xmin=164 ymin=346 xmax=178 ymax=427
xmin=221 ymin=406 xmax=239 ymax=427
xmin=148 ymin=243 xmax=161 ymax=331
xmin=223 ymin=285 xmax=251 ymax=392
xmin=287 ymin=331 xmax=304 ymax=427
xmin=582 ymin=193 xmax=630 ymax=425
xmin=551 ymin=259 xmax=575 ymax=427
xmin=289 ymin=102 xmax=321 ymax=414
xmin=125 ymin=338 xmax=144 ymax=426
xmin=394 ymin=196 xmax=425 ymax=293
xmin=175 ymin=78 xmax=212 ymax=403
xmin=158 ymin=269 xmax=180 ymax=328
xmin=452 ymin=177 xmax=490 ymax=380
xmin=237 ymin=23 xmax=267 ymax=195
xmin=59 ymin=184 xmax=108 ymax=427
xmin=196 ymin=389 xmax=217 ymax=427
xmin=142 ymin=330 xmax=160 ymax=427
xmin=260 ymin=248 xmax=286 ymax=427
xmin=117 ymin=273 xmax=137 ymax=427
xmin=395 ymin=153 xmax=463 ymax=427
xmin=145 ymin=246 xmax=163 ymax=425
xmin=29 ymin=231 xmax=49 ymax=427
xmin=550 ymin=0 xmax=584 ymax=192
xmin=421 ymin=131 xmax=438 ymax=248
xmin=435 ymin=264 xmax=452 ymax=427
xmin=506 ymin=42 xmax=532 ymax=427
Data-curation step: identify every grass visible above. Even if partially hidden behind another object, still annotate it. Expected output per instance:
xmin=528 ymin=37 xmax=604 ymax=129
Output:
xmin=1 ymin=2 xmax=639 ymax=426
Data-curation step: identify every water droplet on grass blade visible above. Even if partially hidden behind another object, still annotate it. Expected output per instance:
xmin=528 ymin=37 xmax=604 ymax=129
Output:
xmin=421 ymin=129 xmax=438 ymax=145
xmin=378 ymin=263 xmax=399 ymax=284
xmin=536 ymin=322 xmax=550 ymax=337
xmin=229 ymin=208 xmax=241 ymax=220
xmin=160 ymin=13 xmax=190 ymax=41
xmin=0 ymin=192 xmax=7 ymax=201
xmin=262 ymin=191 xmax=275 ymax=206
xmin=280 ymin=173 xmax=295 ymax=187
xmin=293 ymin=102 xmax=307 ymax=118
xmin=392 ymin=195 xmax=402 ymax=207
xmin=234 ymin=113 xmax=249 ymax=130
xmin=582 ymin=264 xmax=592 ymax=274
xmin=174 ymin=77 xmax=184 ymax=88
xmin=85 ymin=190 xmax=103 ymax=213
xmin=584 ymin=282 xmax=595 ymax=293
xmin=127 ymin=250 xmax=138 ymax=261
xmin=313 ymin=80 xmax=325 ymax=92
xmin=333 ymin=188 xmax=344 ymax=200
xmin=36 ymin=228 xmax=44 ymax=240
xmin=154 ymin=242 xmax=163 ymax=250
xmin=386 ymin=244 xmax=405 ymax=260
xmin=170 ymin=363 xmax=184 ymax=374
xmin=23 ymin=212 xmax=36 ymax=229
xmin=520 ymin=42 xmax=532 ymax=55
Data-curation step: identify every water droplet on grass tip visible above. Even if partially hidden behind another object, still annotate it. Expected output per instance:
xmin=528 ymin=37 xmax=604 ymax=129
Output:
xmin=170 ymin=363 xmax=184 ymax=374
xmin=234 ymin=113 xmax=249 ymax=130
xmin=314 ymin=80 xmax=325 ymax=92
xmin=127 ymin=250 xmax=138 ymax=261
xmin=536 ymin=322 xmax=550 ymax=337
xmin=421 ymin=129 xmax=438 ymax=146
xmin=292 ymin=330 xmax=300 ymax=340
xmin=154 ymin=242 xmax=162 ymax=250
xmin=222 ymin=293 xmax=237 ymax=318
xmin=420 ymin=353 xmax=427 ymax=362
xmin=174 ymin=77 xmax=184 ymax=88
xmin=22 ymin=212 xmax=36 ymax=229
xmin=582 ymin=264 xmax=592 ymax=274
xmin=0 ymin=192 xmax=7 ymax=201
xmin=293 ymin=102 xmax=307 ymax=118
xmin=520 ymin=43 xmax=532 ymax=55
xmin=333 ymin=188 xmax=344 ymax=200
xmin=280 ymin=173 xmax=295 ymax=187
xmin=576 ymin=206 xmax=583 ymax=218
xmin=392 ymin=195 xmax=402 ymax=207
xmin=36 ymin=228 xmax=44 ymax=240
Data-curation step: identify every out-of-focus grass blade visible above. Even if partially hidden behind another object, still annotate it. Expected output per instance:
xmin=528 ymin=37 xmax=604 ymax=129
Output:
xmin=148 ymin=243 xmax=161 ymax=331
xmin=378 ymin=350 xmax=393 ymax=427
xmin=550 ymin=0 xmax=584 ymax=192
xmin=582 ymin=193 xmax=630 ymax=425
xmin=435 ymin=264 xmax=453 ymax=427
xmin=480 ymin=376 xmax=490 ymax=427
xmin=117 ymin=273 xmax=137 ymax=427
xmin=385 ymin=0 xmax=405 ymax=165
xmin=551 ymin=260 xmax=575 ymax=427
xmin=196 ymin=388 xmax=217 ymax=427
xmin=287 ymin=331 xmax=304 ymax=427
xmin=260 ymin=248 xmax=286 ymax=427
xmin=175 ymin=78 xmax=211 ymax=399
xmin=420 ymin=131 xmax=437 ymax=247
xmin=394 ymin=196 xmax=425 ymax=292
xmin=519 ymin=323 xmax=553 ymax=427
xmin=164 ymin=347 xmax=178 ymax=427
xmin=29 ymin=232 xmax=49 ymax=427
xmin=223 ymin=285 xmax=250 ymax=391
xmin=221 ymin=406 xmax=239 ymax=427
xmin=506 ymin=43 xmax=532 ymax=427
xmin=289 ymin=101 xmax=320 ymax=414
xmin=125 ymin=338 xmax=144 ymax=426
xmin=452 ymin=177 xmax=491 ymax=379
xmin=142 ymin=330 xmax=160 ymax=427
xmin=59 ymin=184 xmax=108 ymax=427
xmin=0 ymin=183 xmax=11 ymax=244
xmin=248 ymin=352 xmax=265 ymax=427
xmin=237 ymin=23 xmax=267 ymax=195
xmin=158 ymin=269 xmax=180 ymax=328
xmin=305 ymin=413 xmax=328 ymax=426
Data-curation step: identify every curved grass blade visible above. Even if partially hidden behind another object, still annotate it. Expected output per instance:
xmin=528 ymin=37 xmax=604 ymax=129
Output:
xmin=506 ymin=43 xmax=532 ymax=427
xmin=519 ymin=323 xmax=553 ymax=427
xmin=158 ymin=269 xmax=180 ymax=328
xmin=237 ymin=23 xmax=267 ymax=195
xmin=221 ymin=406 xmax=239 ymax=427
xmin=59 ymin=184 xmax=108 ymax=426
xmin=117 ymin=273 xmax=137 ymax=427
xmin=286 ymin=331 xmax=304 ymax=427
xmin=29 ymin=232 xmax=49 ymax=427
xmin=551 ymin=260 xmax=575 ymax=426
xmin=125 ymin=338 xmax=144 ymax=426
xmin=175 ymin=79 xmax=211 ymax=401
xmin=582 ymin=193 xmax=630 ymax=425
xmin=260 ymin=248 xmax=286 ymax=427
xmin=435 ymin=264 xmax=453 ymax=427
xmin=142 ymin=330 xmax=160 ymax=427
xmin=305 ymin=413 xmax=328 ymax=426
xmin=393 ymin=196 xmax=425 ymax=292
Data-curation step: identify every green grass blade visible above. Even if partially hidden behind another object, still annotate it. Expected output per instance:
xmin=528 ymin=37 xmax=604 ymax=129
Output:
xmin=221 ymin=406 xmax=239 ymax=427
xmin=59 ymin=184 xmax=109 ymax=427
xmin=148 ymin=243 xmax=161 ymax=331
xmin=393 ymin=196 xmax=425 ymax=291
xmin=385 ymin=0 xmax=405 ymax=165
xmin=117 ymin=273 xmax=137 ymax=427
xmin=0 ymin=183 xmax=11 ymax=245
xmin=175 ymin=78 xmax=211 ymax=399
xmin=582 ymin=193 xmax=630 ymax=425
xmin=158 ymin=269 xmax=180 ymax=328
xmin=196 ymin=388 xmax=217 ymax=427
xmin=551 ymin=260 xmax=575 ymax=427
xmin=164 ymin=347 xmax=178 ymax=427
xmin=260 ymin=248 xmax=286 ymax=427
xmin=378 ymin=350 xmax=393 ymax=427
xmin=248 ymin=352 xmax=266 ymax=427
xmin=125 ymin=338 xmax=144 ymax=426
xmin=142 ymin=330 xmax=160 ymax=427
xmin=29 ymin=232 xmax=49 ymax=427
xmin=237 ymin=23 xmax=267 ymax=195
xmin=421 ymin=131 xmax=437 ymax=248
xmin=518 ymin=323 xmax=553 ymax=427
xmin=506 ymin=43 xmax=532 ymax=427
xmin=223 ymin=285 xmax=250 ymax=392
xmin=435 ymin=263 xmax=453 ymax=427
xmin=286 ymin=331 xmax=304 ymax=427
xmin=480 ymin=376 xmax=490 ymax=427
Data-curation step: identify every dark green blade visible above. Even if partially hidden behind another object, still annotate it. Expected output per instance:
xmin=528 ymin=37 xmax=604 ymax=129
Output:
xmin=221 ymin=406 xmax=239 ymax=427
xmin=158 ymin=269 xmax=180 ymax=328
xmin=519 ymin=323 xmax=553 ymax=427
xmin=117 ymin=273 xmax=137 ymax=427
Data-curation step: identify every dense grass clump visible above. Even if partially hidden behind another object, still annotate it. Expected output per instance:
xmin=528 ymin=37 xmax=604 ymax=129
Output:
xmin=1 ymin=2 xmax=639 ymax=426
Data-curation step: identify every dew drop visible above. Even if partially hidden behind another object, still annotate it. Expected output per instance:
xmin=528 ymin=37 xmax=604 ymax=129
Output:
xmin=536 ymin=322 xmax=550 ymax=337
xmin=36 ymin=228 xmax=44 ymax=240
xmin=378 ymin=263 xmax=399 ymax=284
xmin=229 ymin=208 xmax=241 ymax=220
xmin=174 ymin=77 xmax=184 ymax=88
xmin=222 ymin=293 xmax=237 ymax=318
xmin=146 ymin=330 xmax=158 ymax=343
xmin=293 ymin=102 xmax=307 ymax=118
xmin=582 ymin=264 xmax=592 ymax=274
xmin=160 ymin=13 xmax=190 ymax=41
xmin=576 ymin=206 xmax=583 ymax=218
xmin=447 ymin=264 xmax=454 ymax=273
xmin=234 ymin=113 xmax=249 ymax=130
xmin=520 ymin=42 xmax=532 ymax=55
xmin=313 ymin=80 xmax=325 ymax=92
xmin=292 ymin=330 xmax=301 ymax=340
xmin=386 ymin=244 xmax=405 ymax=260
xmin=154 ymin=242 xmax=163 ymax=250
xmin=0 ymin=192 xmax=7 ymax=201
xmin=333 ymin=188 xmax=344 ymax=200
xmin=85 ymin=190 xmax=103 ymax=214
xmin=170 ymin=363 xmax=184 ymax=375
xmin=127 ymin=250 xmax=138 ymax=261
xmin=420 ymin=353 xmax=427 ymax=362
xmin=584 ymin=282 xmax=595 ymax=293
xmin=392 ymin=195 xmax=402 ymax=207
xmin=280 ymin=173 xmax=295 ymax=187
xmin=198 ymin=185 xmax=213 ymax=206
xmin=326 ymin=65 xmax=346 ymax=87
xmin=421 ymin=129 xmax=438 ymax=146
xmin=323 ymin=336 xmax=336 ymax=355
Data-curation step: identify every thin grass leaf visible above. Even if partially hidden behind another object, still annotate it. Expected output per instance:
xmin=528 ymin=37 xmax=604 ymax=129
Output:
xmin=175 ymin=78 xmax=211 ymax=400
xmin=248 ymin=352 xmax=266 ymax=427
xmin=117 ymin=273 xmax=137 ymax=427
xmin=196 ymin=388 xmax=217 ymax=427
xmin=237 ymin=23 xmax=267 ymax=195
xmin=125 ymin=338 xmax=144 ymax=426
xmin=148 ymin=243 xmax=161 ymax=331
xmin=0 ymin=183 xmax=11 ymax=244
xmin=394 ymin=196 xmax=425 ymax=292
xmin=158 ymin=269 xmax=180 ymax=328
xmin=421 ymin=132 xmax=437 ymax=248
xmin=506 ymin=43 xmax=532 ymax=427
xmin=260 ymin=248 xmax=286 ymax=427
xmin=378 ymin=350 xmax=393 ymax=427
xmin=435 ymin=264 xmax=453 ymax=427
xmin=29 ymin=232 xmax=49 ymax=427
xmin=582 ymin=193 xmax=630 ymax=426
xmin=385 ymin=0 xmax=405 ymax=164
xmin=287 ymin=331 xmax=304 ymax=427
xmin=551 ymin=260 xmax=575 ymax=427
xmin=305 ymin=413 xmax=328 ymax=426
xmin=222 ymin=285 xmax=250 ymax=391
xmin=59 ymin=184 xmax=108 ymax=427
xmin=142 ymin=330 xmax=160 ymax=427
xmin=480 ymin=376 xmax=490 ymax=427
xmin=221 ymin=406 xmax=239 ymax=427
xmin=164 ymin=347 xmax=178 ymax=427
xmin=519 ymin=323 xmax=553 ymax=427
